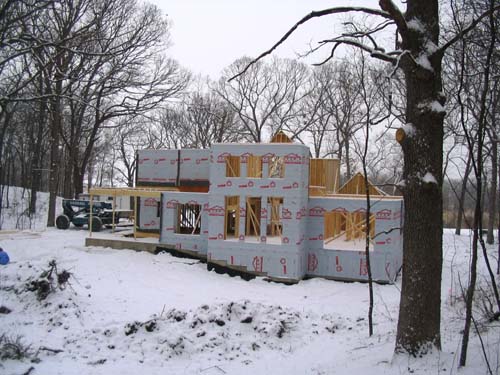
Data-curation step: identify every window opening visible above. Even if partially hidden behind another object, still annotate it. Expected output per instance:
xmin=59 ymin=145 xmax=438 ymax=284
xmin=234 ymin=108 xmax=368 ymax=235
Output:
xmin=324 ymin=210 xmax=375 ymax=251
xmin=247 ymin=155 xmax=263 ymax=178
xmin=224 ymin=196 xmax=240 ymax=239
xmin=266 ymin=197 xmax=283 ymax=244
xmin=268 ymin=156 xmax=285 ymax=178
xmin=226 ymin=155 xmax=240 ymax=177
xmin=245 ymin=197 xmax=261 ymax=239
xmin=176 ymin=203 xmax=202 ymax=235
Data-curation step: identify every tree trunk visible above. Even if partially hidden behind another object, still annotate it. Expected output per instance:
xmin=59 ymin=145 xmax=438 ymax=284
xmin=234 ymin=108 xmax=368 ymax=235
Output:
xmin=487 ymin=137 xmax=497 ymax=244
xmin=395 ymin=1 xmax=444 ymax=354
xmin=345 ymin=136 xmax=352 ymax=180
xmin=455 ymin=152 xmax=472 ymax=235
xmin=29 ymin=99 xmax=45 ymax=215
xmin=47 ymin=57 xmax=64 ymax=227
xmin=47 ymin=116 xmax=60 ymax=227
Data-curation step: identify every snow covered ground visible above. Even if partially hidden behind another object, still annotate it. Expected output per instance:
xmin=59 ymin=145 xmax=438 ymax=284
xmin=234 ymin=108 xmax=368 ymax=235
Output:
xmin=0 ymin=189 xmax=498 ymax=374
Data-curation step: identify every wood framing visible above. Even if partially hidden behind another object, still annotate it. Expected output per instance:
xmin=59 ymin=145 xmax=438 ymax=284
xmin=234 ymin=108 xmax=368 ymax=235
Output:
xmin=268 ymin=155 xmax=285 ymax=178
xmin=225 ymin=155 xmax=240 ymax=177
xmin=267 ymin=197 xmax=283 ymax=237
xmin=337 ymin=172 xmax=384 ymax=196
xmin=309 ymin=159 xmax=340 ymax=196
xmin=224 ymin=196 xmax=240 ymax=239
xmin=270 ymin=130 xmax=292 ymax=143
xmin=324 ymin=210 xmax=375 ymax=244
xmin=247 ymin=155 xmax=263 ymax=178
xmin=176 ymin=203 xmax=202 ymax=235
xmin=245 ymin=197 xmax=262 ymax=237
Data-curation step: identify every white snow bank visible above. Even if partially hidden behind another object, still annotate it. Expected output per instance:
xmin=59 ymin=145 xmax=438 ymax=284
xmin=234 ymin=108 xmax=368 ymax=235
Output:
xmin=0 ymin=228 xmax=495 ymax=375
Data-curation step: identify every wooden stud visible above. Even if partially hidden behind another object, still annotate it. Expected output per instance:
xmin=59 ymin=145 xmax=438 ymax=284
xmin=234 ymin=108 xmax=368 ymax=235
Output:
xmin=245 ymin=197 xmax=261 ymax=237
xmin=323 ymin=210 xmax=375 ymax=245
xmin=247 ymin=155 xmax=263 ymax=178
xmin=226 ymin=155 xmax=240 ymax=177
xmin=309 ymin=158 xmax=341 ymax=196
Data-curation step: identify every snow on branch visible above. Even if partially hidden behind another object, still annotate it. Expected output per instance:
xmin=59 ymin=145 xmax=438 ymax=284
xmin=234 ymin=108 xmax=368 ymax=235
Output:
xmin=228 ymin=6 xmax=392 ymax=81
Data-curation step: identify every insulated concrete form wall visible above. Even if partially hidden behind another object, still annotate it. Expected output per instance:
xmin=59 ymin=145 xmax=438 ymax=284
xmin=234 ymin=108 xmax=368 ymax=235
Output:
xmin=136 ymin=149 xmax=210 ymax=187
xmin=206 ymin=143 xmax=310 ymax=281
xmin=179 ymin=149 xmax=210 ymax=185
xmin=138 ymin=197 xmax=161 ymax=231
xmin=306 ymin=196 xmax=403 ymax=283
xmin=136 ymin=149 xmax=179 ymax=186
xmin=137 ymin=144 xmax=404 ymax=283
xmin=159 ymin=192 xmax=209 ymax=256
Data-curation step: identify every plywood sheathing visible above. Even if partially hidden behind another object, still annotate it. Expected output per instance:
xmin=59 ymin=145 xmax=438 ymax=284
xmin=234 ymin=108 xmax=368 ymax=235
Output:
xmin=309 ymin=159 xmax=340 ymax=196
xmin=337 ymin=172 xmax=385 ymax=196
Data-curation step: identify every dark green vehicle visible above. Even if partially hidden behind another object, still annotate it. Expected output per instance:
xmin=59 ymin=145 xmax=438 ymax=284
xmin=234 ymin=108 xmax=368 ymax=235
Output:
xmin=55 ymin=199 xmax=118 ymax=232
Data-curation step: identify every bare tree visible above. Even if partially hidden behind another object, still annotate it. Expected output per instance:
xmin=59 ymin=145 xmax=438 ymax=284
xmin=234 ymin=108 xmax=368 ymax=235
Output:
xmin=217 ymin=56 xmax=308 ymax=142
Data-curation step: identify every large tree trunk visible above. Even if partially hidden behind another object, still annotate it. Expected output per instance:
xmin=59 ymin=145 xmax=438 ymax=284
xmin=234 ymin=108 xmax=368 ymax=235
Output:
xmin=395 ymin=1 xmax=444 ymax=354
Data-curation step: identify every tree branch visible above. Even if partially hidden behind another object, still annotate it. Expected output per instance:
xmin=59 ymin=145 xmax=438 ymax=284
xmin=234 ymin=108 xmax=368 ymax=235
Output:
xmin=228 ymin=6 xmax=392 ymax=81
xmin=314 ymin=37 xmax=398 ymax=65
xmin=438 ymin=4 xmax=500 ymax=54
xmin=378 ymin=0 xmax=408 ymax=39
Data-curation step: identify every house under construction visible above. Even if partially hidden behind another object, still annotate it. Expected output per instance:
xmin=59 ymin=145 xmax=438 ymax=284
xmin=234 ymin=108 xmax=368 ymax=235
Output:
xmin=95 ymin=132 xmax=403 ymax=283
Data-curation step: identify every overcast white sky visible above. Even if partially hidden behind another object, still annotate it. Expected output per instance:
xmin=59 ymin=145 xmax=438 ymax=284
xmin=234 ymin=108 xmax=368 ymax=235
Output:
xmin=148 ymin=0 xmax=383 ymax=79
